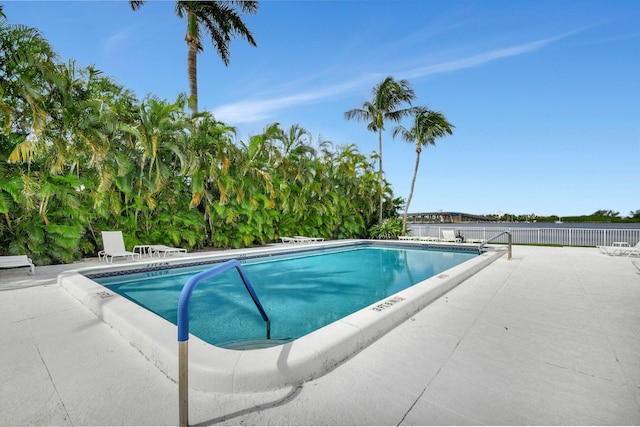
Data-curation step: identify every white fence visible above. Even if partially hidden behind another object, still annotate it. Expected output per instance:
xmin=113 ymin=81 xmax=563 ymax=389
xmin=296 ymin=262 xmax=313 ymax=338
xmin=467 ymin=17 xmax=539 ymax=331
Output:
xmin=407 ymin=224 xmax=640 ymax=247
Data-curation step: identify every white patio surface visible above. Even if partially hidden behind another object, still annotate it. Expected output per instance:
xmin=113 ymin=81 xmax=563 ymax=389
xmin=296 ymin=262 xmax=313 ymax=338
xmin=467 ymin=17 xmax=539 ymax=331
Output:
xmin=0 ymin=245 xmax=638 ymax=425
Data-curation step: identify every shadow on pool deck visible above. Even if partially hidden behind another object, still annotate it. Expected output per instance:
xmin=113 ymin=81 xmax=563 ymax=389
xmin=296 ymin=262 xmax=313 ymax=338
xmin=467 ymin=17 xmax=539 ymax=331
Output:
xmin=1 ymin=245 xmax=639 ymax=425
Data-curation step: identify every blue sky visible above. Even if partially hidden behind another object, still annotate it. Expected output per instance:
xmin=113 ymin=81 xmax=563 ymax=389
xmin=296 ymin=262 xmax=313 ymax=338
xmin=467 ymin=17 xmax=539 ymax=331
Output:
xmin=4 ymin=0 xmax=639 ymax=217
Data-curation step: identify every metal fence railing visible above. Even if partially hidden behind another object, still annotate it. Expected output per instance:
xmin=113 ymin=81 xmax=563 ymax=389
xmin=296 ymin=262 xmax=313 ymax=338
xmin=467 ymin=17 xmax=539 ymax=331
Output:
xmin=407 ymin=224 xmax=640 ymax=247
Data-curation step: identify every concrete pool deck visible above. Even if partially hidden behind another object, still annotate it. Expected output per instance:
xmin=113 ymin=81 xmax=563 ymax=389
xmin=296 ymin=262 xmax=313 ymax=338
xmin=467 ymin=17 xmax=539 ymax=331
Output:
xmin=1 ymin=245 xmax=639 ymax=425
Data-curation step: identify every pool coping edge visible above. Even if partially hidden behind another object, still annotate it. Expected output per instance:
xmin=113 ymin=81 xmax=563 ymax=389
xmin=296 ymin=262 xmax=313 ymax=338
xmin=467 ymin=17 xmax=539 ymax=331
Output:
xmin=58 ymin=241 xmax=505 ymax=393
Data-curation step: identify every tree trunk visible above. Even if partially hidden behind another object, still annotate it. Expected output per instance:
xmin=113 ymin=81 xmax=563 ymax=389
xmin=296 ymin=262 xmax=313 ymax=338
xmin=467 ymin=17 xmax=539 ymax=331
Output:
xmin=187 ymin=42 xmax=198 ymax=114
xmin=185 ymin=9 xmax=199 ymax=115
xmin=378 ymin=128 xmax=383 ymax=225
xmin=402 ymin=145 xmax=422 ymax=234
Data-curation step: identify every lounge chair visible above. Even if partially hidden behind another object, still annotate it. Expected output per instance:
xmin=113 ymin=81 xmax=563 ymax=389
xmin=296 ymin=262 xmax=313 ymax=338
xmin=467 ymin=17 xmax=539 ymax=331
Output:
xmin=398 ymin=235 xmax=417 ymax=240
xmin=600 ymin=241 xmax=640 ymax=257
xmin=99 ymin=231 xmax=140 ymax=263
xmin=622 ymin=241 xmax=640 ymax=257
xmin=280 ymin=236 xmax=323 ymax=244
xmin=0 ymin=255 xmax=35 ymax=275
xmin=294 ymin=236 xmax=324 ymax=243
xmin=149 ymin=245 xmax=187 ymax=258
xmin=597 ymin=241 xmax=630 ymax=255
xmin=418 ymin=236 xmax=441 ymax=242
xmin=465 ymin=238 xmax=485 ymax=244
xmin=441 ymin=230 xmax=462 ymax=243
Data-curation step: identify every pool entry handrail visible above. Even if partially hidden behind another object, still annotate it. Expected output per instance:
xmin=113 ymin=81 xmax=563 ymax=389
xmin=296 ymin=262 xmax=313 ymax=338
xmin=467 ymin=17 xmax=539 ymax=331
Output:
xmin=479 ymin=230 xmax=512 ymax=260
xmin=177 ymin=259 xmax=270 ymax=341
xmin=177 ymin=259 xmax=270 ymax=426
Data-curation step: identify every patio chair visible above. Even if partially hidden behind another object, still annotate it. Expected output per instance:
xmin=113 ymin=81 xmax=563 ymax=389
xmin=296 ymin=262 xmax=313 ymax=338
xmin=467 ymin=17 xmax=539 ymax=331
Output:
xmin=398 ymin=235 xmax=416 ymax=241
xmin=294 ymin=236 xmax=324 ymax=243
xmin=601 ymin=241 xmax=640 ymax=257
xmin=280 ymin=236 xmax=323 ymax=244
xmin=441 ymin=230 xmax=462 ymax=243
xmin=0 ymin=255 xmax=35 ymax=275
xmin=465 ymin=238 xmax=485 ymax=244
xmin=418 ymin=236 xmax=441 ymax=242
xmin=100 ymin=231 xmax=140 ymax=263
xmin=149 ymin=245 xmax=187 ymax=258
xmin=597 ymin=241 xmax=630 ymax=255
xmin=622 ymin=241 xmax=640 ymax=257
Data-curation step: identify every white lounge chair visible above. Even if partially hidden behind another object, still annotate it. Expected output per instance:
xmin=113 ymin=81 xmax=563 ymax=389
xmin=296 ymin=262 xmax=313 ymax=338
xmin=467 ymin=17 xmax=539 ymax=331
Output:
xmin=465 ymin=238 xmax=485 ymax=244
xmin=149 ymin=245 xmax=187 ymax=258
xmin=294 ymin=236 xmax=324 ymax=243
xmin=597 ymin=241 xmax=630 ymax=255
xmin=600 ymin=241 xmax=640 ymax=257
xmin=398 ymin=235 xmax=417 ymax=240
xmin=280 ymin=236 xmax=324 ymax=244
xmin=100 ymin=231 xmax=140 ymax=263
xmin=622 ymin=241 xmax=640 ymax=257
xmin=441 ymin=230 xmax=462 ymax=243
xmin=0 ymin=255 xmax=35 ymax=275
xmin=414 ymin=236 xmax=437 ymax=242
xmin=399 ymin=234 xmax=434 ymax=241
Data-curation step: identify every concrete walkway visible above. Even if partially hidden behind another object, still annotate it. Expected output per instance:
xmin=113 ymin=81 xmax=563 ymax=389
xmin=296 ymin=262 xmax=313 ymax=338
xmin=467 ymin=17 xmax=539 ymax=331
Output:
xmin=1 ymin=245 xmax=639 ymax=425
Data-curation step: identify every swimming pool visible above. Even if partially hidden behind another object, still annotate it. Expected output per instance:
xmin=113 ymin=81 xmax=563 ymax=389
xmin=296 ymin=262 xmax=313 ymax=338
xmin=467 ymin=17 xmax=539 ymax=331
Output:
xmin=91 ymin=245 xmax=476 ymax=349
xmin=59 ymin=239 xmax=507 ymax=392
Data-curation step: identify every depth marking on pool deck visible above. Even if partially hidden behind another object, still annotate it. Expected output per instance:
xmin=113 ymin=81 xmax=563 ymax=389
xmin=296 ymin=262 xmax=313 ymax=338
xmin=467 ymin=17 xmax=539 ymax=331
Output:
xmin=143 ymin=261 xmax=171 ymax=268
xmin=371 ymin=296 xmax=405 ymax=312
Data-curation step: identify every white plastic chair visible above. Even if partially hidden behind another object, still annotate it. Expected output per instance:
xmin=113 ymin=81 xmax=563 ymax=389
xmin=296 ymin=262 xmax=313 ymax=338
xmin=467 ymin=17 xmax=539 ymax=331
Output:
xmin=441 ymin=230 xmax=462 ymax=242
xmin=100 ymin=231 xmax=140 ymax=263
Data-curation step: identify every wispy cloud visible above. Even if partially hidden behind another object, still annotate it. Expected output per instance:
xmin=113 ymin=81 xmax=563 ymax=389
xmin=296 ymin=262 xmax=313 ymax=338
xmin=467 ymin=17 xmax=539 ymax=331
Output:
xmin=212 ymin=32 xmax=576 ymax=124
xmin=103 ymin=27 xmax=133 ymax=56
xmin=402 ymin=31 xmax=578 ymax=79
xmin=212 ymin=74 xmax=383 ymax=123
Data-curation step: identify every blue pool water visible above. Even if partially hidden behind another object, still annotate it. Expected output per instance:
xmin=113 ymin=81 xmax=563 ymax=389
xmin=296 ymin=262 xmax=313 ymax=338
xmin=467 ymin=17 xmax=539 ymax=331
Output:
xmin=93 ymin=244 xmax=476 ymax=349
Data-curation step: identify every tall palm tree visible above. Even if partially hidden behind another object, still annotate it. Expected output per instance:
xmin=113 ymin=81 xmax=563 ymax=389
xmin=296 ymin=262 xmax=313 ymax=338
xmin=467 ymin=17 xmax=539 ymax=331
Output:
xmin=392 ymin=106 xmax=454 ymax=234
xmin=130 ymin=1 xmax=258 ymax=114
xmin=345 ymin=76 xmax=415 ymax=224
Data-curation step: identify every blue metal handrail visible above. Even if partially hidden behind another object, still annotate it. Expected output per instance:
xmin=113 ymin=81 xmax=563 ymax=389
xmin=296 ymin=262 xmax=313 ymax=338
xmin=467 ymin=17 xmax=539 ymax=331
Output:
xmin=177 ymin=259 xmax=270 ymax=341
xmin=177 ymin=259 xmax=270 ymax=426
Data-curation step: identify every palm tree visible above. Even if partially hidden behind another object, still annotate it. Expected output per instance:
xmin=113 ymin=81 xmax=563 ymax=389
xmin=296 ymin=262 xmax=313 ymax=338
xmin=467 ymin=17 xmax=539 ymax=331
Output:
xmin=133 ymin=96 xmax=188 ymax=195
xmin=130 ymin=1 xmax=258 ymax=114
xmin=273 ymin=123 xmax=315 ymax=163
xmin=1 ymin=19 xmax=57 ymax=152
xmin=345 ymin=76 xmax=415 ymax=224
xmin=392 ymin=106 xmax=454 ymax=234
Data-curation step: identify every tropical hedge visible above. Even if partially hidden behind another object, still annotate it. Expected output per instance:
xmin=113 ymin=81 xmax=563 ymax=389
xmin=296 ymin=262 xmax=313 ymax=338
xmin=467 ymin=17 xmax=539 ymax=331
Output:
xmin=0 ymin=20 xmax=400 ymax=265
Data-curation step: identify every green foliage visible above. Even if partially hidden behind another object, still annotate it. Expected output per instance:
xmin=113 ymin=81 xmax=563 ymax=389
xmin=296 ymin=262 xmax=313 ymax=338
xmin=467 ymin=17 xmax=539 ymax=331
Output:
xmin=559 ymin=214 xmax=639 ymax=223
xmin=0 ymin=20 xmax=397 ymax=264
xmin=487 ymin=211 xmax=640 ymax=223
xmin=591 ymin=209 xmax=620 ymax=218
xmin=368 ymin=217 xmax=404 ymax=240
